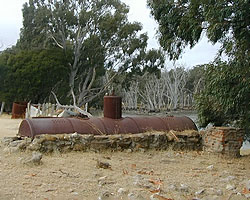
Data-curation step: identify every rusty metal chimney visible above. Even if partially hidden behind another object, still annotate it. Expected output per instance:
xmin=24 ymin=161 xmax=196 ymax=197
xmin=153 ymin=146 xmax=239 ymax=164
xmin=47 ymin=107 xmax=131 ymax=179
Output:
xmin=103 ymin=95 xmax=122 ymax=119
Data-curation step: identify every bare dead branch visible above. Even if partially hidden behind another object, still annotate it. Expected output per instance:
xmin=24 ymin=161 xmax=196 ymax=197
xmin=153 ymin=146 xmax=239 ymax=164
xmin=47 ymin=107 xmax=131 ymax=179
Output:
xmin=50 ymin=35 xmax=64 ymax=49
xmin=87 ymin=67 xmax=96 ymax=91
xmin=51 ymin=91 xmax=92 ymax=118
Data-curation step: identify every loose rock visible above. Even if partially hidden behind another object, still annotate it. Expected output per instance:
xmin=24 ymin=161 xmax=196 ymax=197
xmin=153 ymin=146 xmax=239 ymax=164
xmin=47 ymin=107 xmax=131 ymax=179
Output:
xmin=98 ymin=176 xmax=107 ymax=182
xmin=98 ymin=191 xmax=114 ymax=200
xmin=117 ymin=188 xmax=128 ymax=195
xmin=96 ymin=160 xmax=111 ymax=169
xmin=215 ymin=189 xmax=223 ymax=196
xmin=222 ymin=175 xmax=236 ymax=182
xmin=150 ymin=194 xmax=162 ymax=200
xmin=3 ymin=146 xmax=19 ymax=153
xmin=133 ymin=175 xmax=151 ymax=189
xmin=226 ymin=184 xmax=236 ymax=191
xmin=2 ymin=137 xmax=20 ymax=146
xmin=21 ymin=152 xmax=43 ymax=165
xmin=206 ymin=165 xmax=214 ymax=170
xmin=179 ymin=184 xmax=189 ymax=192
xmin=150 ymin=194 xmax=171 ymax=200
xmin=195 ymin=189 xmax=206 ymax=195
xmin=168 ymin=184 xmax=177 ymax=190
xmin=128 ymin=192 xmax=144 ymax=200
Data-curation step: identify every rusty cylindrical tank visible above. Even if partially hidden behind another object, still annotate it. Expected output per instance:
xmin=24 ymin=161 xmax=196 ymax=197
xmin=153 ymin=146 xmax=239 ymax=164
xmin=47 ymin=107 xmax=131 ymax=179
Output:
xmin=18 ymin=116 xmax=197 ymax=138
xmin=12 ymin=102 xmax=27 ymax=119
xmin=18 ymin=95 xmax=197 ymax=138
xmin=103 ymin=95 xmax=122 ymax=119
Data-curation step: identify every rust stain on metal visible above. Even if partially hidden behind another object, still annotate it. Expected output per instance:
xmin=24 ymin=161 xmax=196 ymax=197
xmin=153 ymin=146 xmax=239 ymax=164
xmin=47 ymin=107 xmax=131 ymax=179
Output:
xmin=18 ymin=116 xmax=197 ymax=138
xmin=12 ymin=102 xmax=27 ymax=119
xmin=18 ymin=95 xmax=197 ymax=138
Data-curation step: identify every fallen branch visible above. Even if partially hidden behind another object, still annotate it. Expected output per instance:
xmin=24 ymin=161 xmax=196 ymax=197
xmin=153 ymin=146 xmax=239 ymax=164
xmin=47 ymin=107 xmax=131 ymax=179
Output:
xmin=169 ymin=130 xmax=180 ymax=142
xmin=51 ymin=91 xmax=92 ymax=118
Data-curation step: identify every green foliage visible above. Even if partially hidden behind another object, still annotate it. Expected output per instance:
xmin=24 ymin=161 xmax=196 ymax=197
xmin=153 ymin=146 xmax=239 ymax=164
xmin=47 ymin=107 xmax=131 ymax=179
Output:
xmin=0 ymin=48 xmax=70 ymax=103
xmin=17 ymin=0 xmax=164 ymax=106
xmin=148 ymin=0 xmax=250 ymax=136
xmin=17 ymin=1 xmax=51 ymax=49
xmin=147 ymin=0 xmax=250 ymax=60
xmin=111 ymin=48 xmax=165 ymax=94
xmin=196 ymin=61 xmax=250 ymax=130
xmin=185 ymin=65 xmax=205 ymax=94
xmin=0 ymin=48 xmax=17 ymax=103
xmin=0 ymin=57 xmax=9 ymax=101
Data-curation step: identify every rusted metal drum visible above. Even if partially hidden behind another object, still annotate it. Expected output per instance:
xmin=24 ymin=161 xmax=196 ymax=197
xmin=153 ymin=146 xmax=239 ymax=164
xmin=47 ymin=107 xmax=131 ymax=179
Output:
xmin=18 ymin=116 xmax=197 ymax=138
xmin=103 ymin=96 xmax=122 ymax=119
xmin=12 ymin=102 xmax=27 ymax=119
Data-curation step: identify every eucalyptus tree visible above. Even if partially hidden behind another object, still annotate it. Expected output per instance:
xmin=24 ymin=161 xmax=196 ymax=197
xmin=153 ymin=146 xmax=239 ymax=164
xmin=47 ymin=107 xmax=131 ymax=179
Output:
xmin=113 ymin=48 xmax=165 ymax=110
xmin=147 ymin=0 xmax=250 ymax=60
xmin=148 ymin=0 xmax=250 ymax=130
xmin=162 ymin=66 xmax=188 ymax=110
xmin=138 ymin=73 xmax=166 ymax=111
xmin=122 ymin=65 xmax=188 ymax=111
xmin=185 ymin=65 xmax=205 ymax=95
xmin=122 ymin=81 xmax=139 ymax=110
xmin=19 ymin=0 xmax=153 ymax=107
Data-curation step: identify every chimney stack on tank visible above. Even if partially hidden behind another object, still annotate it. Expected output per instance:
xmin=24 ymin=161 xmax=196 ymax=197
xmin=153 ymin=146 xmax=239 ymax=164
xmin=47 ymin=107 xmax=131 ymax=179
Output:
xmin=103 ymin=95 xmax=122 ymax=119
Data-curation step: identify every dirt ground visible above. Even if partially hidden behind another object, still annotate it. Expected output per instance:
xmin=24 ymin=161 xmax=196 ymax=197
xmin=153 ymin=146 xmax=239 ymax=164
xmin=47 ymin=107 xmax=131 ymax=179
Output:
xmin=0 ymin=114 xmax=22 ymax=139
xmin=0 ymin=115 xmax=249 ymax=200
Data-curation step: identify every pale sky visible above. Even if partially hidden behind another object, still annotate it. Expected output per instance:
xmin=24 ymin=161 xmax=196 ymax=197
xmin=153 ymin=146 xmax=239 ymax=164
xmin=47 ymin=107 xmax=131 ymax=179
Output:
xmin=0 ymin=0 xmax=220 ymax=67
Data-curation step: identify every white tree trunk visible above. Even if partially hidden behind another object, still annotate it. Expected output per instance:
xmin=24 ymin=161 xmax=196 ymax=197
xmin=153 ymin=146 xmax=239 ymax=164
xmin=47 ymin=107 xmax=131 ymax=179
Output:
xmin=162 ymin=65 xmax=187 ymax=110
xmin=0 ymin=102 xmax=5 ymax=115
xmin=123 ymin=81 xmax=139 ymax=110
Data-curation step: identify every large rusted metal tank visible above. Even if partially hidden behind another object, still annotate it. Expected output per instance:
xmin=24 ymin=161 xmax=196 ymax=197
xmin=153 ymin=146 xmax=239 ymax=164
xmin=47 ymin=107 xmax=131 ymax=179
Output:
xmin=18 ymin=95 xmax=197 ymax=138
xmin=18 ymin=116 xmax=197 ymax=138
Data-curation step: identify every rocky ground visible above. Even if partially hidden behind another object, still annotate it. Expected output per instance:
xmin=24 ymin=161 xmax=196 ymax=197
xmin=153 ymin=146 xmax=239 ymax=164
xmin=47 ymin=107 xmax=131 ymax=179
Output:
xmin=0 ymin=115 xmax=249 ymax=200
xmin=0 ymin=148 xmax=250 ymax=200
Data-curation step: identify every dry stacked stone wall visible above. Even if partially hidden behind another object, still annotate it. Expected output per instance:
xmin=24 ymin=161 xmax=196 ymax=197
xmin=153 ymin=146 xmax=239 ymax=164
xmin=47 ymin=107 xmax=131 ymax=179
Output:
xmin=2 ymin=130 xmax=202 ymax=153
xmin=2 ymin=127 xmax=245 ymax=157
xmin=202 ymin=127 xmax=244 ymax=157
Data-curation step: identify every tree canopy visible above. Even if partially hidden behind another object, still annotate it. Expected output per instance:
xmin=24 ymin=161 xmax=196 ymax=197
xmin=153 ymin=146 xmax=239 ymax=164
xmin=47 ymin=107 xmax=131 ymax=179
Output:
xmin=15 ymin=0 xmax=165 ymax=107
xmin=148 ymin=0 xmax=250 ymax=133
xmin=196 ymin=61 xmax=250 ymax=128
xmin=147 ymin=0 xmax=250 ymax=60
xmin=0 ymin=48 xmax=69 ymax=104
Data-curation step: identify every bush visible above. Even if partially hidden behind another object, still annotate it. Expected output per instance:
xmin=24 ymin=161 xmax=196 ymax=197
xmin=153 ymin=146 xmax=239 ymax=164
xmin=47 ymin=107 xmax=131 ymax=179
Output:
xmin=195 ymin=61 xmax=250 ymax=139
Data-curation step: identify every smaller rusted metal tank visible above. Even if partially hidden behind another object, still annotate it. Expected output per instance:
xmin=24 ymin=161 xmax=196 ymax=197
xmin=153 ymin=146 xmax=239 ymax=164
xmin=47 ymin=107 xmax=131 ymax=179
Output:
xmin=12 ymin=102 xmax=27 ymax=119
xmin=103 ymin=95 xmax=122 ymax=119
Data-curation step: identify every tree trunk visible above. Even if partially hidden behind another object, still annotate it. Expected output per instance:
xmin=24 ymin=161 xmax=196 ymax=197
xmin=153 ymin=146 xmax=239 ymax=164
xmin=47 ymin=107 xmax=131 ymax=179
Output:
xmin=0 ymin=102 xmax=5 ymax=115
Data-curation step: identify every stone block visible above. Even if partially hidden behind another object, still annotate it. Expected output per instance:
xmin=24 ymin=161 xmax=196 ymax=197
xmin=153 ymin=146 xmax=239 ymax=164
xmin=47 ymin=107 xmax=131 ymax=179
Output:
xmin=202 ymin=127 xmax=244 ymax=157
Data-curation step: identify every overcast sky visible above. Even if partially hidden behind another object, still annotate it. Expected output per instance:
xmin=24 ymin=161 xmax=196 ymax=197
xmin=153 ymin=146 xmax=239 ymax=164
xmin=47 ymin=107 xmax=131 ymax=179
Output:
xmin=0 ymin=0 xmax=220 ymax=68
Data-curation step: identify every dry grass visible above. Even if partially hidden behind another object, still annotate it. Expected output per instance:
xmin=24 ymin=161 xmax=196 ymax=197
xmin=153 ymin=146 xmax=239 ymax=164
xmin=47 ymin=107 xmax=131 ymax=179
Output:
xmin=1 ymin=146 xmax=250 ymax=199
xmin=0 ymin=115 xmax=249 ymax=200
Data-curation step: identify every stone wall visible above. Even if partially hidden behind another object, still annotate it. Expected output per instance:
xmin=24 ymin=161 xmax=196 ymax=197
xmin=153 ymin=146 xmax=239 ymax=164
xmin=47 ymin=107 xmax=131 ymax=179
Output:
xmin=2 ymin=130 xmax=202 ymax=153
xmin=2 ymin=127 xmax=245 ymax=157
xmin=202 ymin=127 xmax=244 ymax=157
